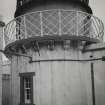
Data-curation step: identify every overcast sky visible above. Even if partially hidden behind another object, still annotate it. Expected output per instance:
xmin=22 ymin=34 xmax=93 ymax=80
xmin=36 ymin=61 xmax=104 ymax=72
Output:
xmin=0 ymin=0 xmax=105 ymax=25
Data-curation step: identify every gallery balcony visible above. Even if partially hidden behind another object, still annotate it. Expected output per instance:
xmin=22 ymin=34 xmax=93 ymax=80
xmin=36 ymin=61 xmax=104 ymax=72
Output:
xmin=4 ymin=9 xmax=104 ymax=55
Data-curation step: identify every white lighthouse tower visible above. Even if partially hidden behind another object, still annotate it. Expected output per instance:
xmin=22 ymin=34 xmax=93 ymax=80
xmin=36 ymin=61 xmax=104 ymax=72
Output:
xmin=3 ymin=0 xmax=105 ymax=105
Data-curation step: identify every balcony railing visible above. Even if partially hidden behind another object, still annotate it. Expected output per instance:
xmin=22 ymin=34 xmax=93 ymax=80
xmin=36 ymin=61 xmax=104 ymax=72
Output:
xmin=4 ymin=9 xmax=104 ymax=47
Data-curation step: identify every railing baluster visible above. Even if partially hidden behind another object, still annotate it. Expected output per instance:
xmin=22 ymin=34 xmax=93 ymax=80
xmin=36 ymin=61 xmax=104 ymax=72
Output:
xmin=24 ymin=16 xmax=27 ymax=39
xmin=40 ymin=12 xmax=43 ymax=36
xmin=76 ymin=11 xmax=78 ymax=36
xmin=59 ymin=9 xmax=62 ymax=36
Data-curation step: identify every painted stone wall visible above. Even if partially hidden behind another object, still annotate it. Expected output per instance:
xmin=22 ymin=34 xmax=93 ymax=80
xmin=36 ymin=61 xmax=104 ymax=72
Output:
xmin=9 ymin=42 xmax=105 ymax=105
xmin=9 ymin=45 xmax=85 ymax=105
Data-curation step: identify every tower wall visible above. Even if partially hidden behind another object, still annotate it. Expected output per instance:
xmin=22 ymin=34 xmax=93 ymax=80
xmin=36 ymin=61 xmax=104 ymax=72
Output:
xmin=10 ymin=43 xmax=105 ymax=105
xmin=11 ymin=45 xmax=93 ymax=105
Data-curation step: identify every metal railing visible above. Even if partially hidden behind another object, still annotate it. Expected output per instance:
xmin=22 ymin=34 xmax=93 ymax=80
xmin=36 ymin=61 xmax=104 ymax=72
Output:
xmin=4 ymin=9 xmax=104 ymax=46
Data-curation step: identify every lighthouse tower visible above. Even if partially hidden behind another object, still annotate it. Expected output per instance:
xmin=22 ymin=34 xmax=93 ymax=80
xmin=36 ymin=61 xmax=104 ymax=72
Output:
xmin=3 ymin=0 xmax=104 ymax=105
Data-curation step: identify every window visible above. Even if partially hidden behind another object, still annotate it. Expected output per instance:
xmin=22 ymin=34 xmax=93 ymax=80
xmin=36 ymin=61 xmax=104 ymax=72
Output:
xmin=24 ymin=77 xmax=31 ymax=104
xmin=19 ymin=72 xmax=35 ymax=105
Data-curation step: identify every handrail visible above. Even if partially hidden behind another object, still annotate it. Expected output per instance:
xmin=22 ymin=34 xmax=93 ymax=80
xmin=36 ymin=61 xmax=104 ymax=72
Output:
xmin=4 ymin=9 xmax=104 ymax=46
